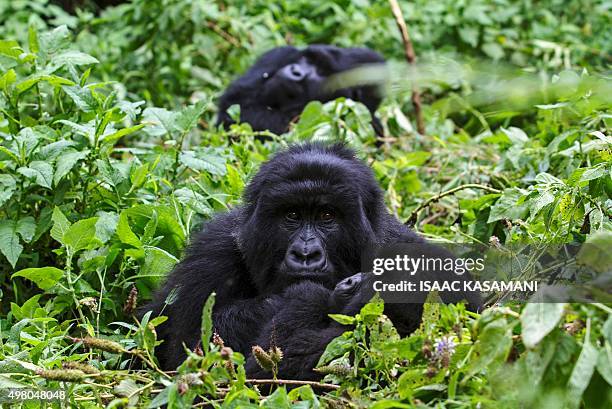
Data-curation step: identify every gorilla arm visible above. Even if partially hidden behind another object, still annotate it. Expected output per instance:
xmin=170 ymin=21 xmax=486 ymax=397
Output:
xmin=143 ymin=211 xmax=281 ymax=370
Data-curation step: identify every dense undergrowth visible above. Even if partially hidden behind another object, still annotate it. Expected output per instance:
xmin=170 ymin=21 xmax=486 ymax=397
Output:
xmin=0 ymin=0 xmax=610 ymax=407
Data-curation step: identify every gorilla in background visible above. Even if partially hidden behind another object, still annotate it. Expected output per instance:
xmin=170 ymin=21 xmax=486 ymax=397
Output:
xmin=144 ymin=143 xmax=481 ymax=375
xmin=217 ymin=45 xmax=386 ymax=136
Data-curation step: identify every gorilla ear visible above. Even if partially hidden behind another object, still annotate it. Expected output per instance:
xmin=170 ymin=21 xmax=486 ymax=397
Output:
xmin=355 ymin=196 xmax=376 ymax=241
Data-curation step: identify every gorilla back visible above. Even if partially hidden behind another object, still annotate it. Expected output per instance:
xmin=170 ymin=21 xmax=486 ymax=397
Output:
xmin=217 ymin=45 xmax=386 ymax=136
xmin=143 ymin=143 xmax=481 ymax=372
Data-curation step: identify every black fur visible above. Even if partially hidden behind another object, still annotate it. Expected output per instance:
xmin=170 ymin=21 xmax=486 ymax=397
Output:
xmin=143 ymin=143 xmax=481 ymax=375
xmin=217 ymin=45 xmax=386 ymax=136
xmin=244 ymin=273 xmax=367 ymax=380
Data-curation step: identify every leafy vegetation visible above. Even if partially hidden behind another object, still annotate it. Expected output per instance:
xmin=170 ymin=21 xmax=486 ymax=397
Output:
xmin=0 ymin=0 xmax=610 ymax=407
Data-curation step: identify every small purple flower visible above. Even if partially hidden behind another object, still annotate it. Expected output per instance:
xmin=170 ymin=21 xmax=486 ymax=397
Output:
xmin=434 ymin=336 xmax=456 ymax=355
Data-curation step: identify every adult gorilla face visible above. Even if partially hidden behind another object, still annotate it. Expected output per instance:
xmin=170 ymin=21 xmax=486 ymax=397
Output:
xmin=236 ymin=144 xmax=384 ymax=292
xmin=261 ymin=57 xmax=324 ymax=109
xmin=217 ymin=45 xmax=386 ymax=136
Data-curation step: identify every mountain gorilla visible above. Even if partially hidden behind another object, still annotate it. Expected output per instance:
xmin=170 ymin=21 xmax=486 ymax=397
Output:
xmin=144 ymin=143 xmax=481 ymax=374
xmin=217 ymin=45 xmax=386 ymax=136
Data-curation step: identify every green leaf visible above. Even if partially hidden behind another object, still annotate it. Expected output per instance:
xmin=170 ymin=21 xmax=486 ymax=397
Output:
xmin=487 ymin=187 xmax=529 ymax=223
xmin=201 ymin=292 xmax=216 ymax=352
xmin=175 ymin=100 xmax=208 ymax=133
xmin=566 ymin=342 xmax=598 ymax=408
xmin=520 ymin=303 xmax=566 ymax=348
xmin=53 ymin=149 xmax=89 ymax=184
xmin=17 ymin=161 xmax=54 ymax=189
xmin=0 ymin=40 xmax=23 ymax=59
xmin=577 ymin=231 xmax=612 ymax=273
xmin=501 ymin=126 xmax=528 ymax=145
xmin=16 ymin=216 xmax=36 ymax=243
xmin=0 ymin=220 xmax=22 ymax=268
xmin=12 ymin=267 xmax=63 ymax=290
xmin=101 ymin=124 xmax=145 ymax=147
xmin=597 ymin=346 xmax=612 ymax=386
xmin=329 ymin=314 xmax=356 ymax=325
xmin=482 ymin=42 xmax=504 ymax=60
xmin=63 ymin=217 xmax=99 ymax=253
xmin=0 ymin=175 xmax=17 ymax=207
xmin=38 ymin=25 xmax=71 ymax=54
xmin=50 ymin=207 xmax=71 ymax=244
xmin=16 ymin=74 xmax=74 ymax=95
xmin=117 ymin=211 xmax=142 ymax=248
xmin=50 ymin=50 xmax=98 ymax=70
xmin=467 ymin=318 xmax=512 ymax=377
xmin=62 ymin=85 xmax=98 ymax=112
xmin=28 ymin=25 xmax=39 ymax=54
xmin=458 ymin=26 xmax=479 ymax=47
xmin=141 ymin=107 xmax=177 ymax=137
xmin=0 ymin=69 xmax=16 ymax=91
xmin=179 ymin=150 xmax=227 ymax=176
xmin=141 ymin=247 xmax=179 ymax=278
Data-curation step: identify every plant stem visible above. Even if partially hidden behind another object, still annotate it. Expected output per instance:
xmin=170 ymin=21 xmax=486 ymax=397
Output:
xmin=388 ymin=0 xmax=425 ymax=135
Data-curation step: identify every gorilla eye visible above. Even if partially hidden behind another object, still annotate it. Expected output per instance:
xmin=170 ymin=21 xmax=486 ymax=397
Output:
xmin=319 ymin=210 xmax=335 ymax=222
xmin=285 ymin=211 xmax=299 ymax=221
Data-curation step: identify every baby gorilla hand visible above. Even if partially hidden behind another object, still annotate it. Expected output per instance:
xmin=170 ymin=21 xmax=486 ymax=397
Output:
xmin=329 ymin=272 xmax=376 ymax=316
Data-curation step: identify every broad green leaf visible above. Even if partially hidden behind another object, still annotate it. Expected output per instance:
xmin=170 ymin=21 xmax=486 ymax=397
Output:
xmin=577 ymin=231 xmax=612 ymax=273
xmin=63 ymin=217 xmax=99 ymax=253
xmin=50 ymin=51 xmax=99 ymax=70
xmin=16 ymin=216 xmax=36 ymax=243
xmin=521 ymin=303 xmax=566 ymax=348
xmin=175 ymin=100 xmax=208 ymax=133
xmin=0 ymin=40 xmax=23 ymax=59
xmin=50 ymin=207 xmax=71 ymax=244
xmin=141 ymin=247 xmax=178 ymax=278
xmin=566 ymin=342 xmax=598 ymax=408
xmin=53 ymin=149 xmax=89 ymax=184
xmin=0 ymin=220 xmax=22 ymax=268
xmin=141 ymin=107 xmax=177 ymax=137
xmin=12 ymin=267 xmax=63 ymax=290
xmin=501 ymin=126 xmax=528 ymax=145
xmin=62 ymin=85 xmax=97 ymax=112
xmin=487 ymin=187 xmax=529 ymax=223
xmin=467 ymin=318 xmax=512 ymax=377
xmin=597 ymin=346 xmax=612 ymax=386
xmin=38 ymin=25 xmax=70 ymax=54
xmin=17 ymin=161 xmax=54 ymax=189
xmin=458 ymin=26 xmax=479 ymax=47
xmin=201 ymin=292 xmax=216 ymax=352
xmin=0 ymin=174 xmax=17 ymax=207
xmin=179 ymin=150 xmax=227 ymax=176
xmin=482 ymin=42 xmax=504 ymax=60
xmin=0 ymin=69 xmax=16 ymax=91
xmin=117 ymin=212 xmax=142 ymax=248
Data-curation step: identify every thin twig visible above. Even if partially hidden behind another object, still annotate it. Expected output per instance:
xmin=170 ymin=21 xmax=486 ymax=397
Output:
xmin=407 ymin=183 xmax=501 ymax=224
xmin=388 ymin=0 xmax=425 ymax=135
xmin=245 ymin=378 xmax=340 ymax=391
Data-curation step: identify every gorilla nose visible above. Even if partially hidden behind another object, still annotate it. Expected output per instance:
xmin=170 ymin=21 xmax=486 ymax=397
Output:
xmin=284 ymin=63 xmax=306 ymax=81
xmin=287 ymin=245 xmax=325 ymax=270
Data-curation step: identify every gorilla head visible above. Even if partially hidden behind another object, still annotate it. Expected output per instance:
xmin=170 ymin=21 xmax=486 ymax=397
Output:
xmin=217 ymin=45 xmax=386 ymax=136
xmin=236 ymin=144 xmax=389 ymax=293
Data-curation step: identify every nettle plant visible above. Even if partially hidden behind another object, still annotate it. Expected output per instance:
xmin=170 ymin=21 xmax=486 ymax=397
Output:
xmin=0 ymin=26 xmax=249 ymax=336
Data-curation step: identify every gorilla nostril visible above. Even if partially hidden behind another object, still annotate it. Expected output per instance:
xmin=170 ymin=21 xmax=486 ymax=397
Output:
xmin=288 ymin=64 xmax=304 ymax=80
xmin=287 ymin=245 xmax=325 ymax=270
